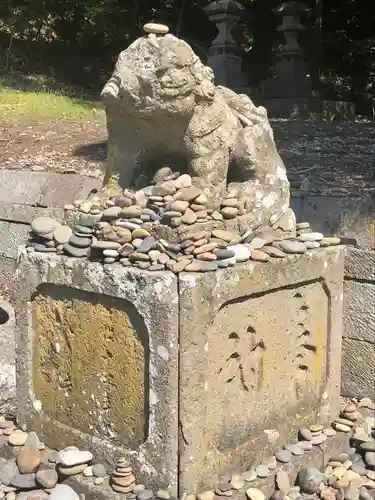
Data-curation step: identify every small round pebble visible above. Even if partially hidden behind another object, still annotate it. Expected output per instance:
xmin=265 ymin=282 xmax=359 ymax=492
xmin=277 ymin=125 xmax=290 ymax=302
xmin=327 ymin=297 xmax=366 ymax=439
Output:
xmin=92 ymin=463 xmax=106 ymax=477
xmin=299 ymin=427 xmax=313 ymax=441
xmin=298 ymin=232 xmax=324 ymax=242
xmin=36 ymin=469 xmax=58 ymax=488
xmin=8 ymin=430 xmax=28 ymax=446
xmin=243 ymin=469 xmax=257 ymax=482
xmin=275 ymin=449 xmax=292 ymax=463
xmin=278 ymin=240 xmax=306 ymax=254
xmin=285 ymin=444 xmax=305 ymax=455
xmin=246 ymin=488 xmax=265 ymax=500
xmin=230 ymin=474 xmax=245 ymax=490
xmin=324 ymin=428 xmax=337 ymax=437
xmin=137 ymin=489 xmax=154 ymax=500
xmin=157 ymin=490 xmax=171 ymax=500
xmin=309 ymin=424 xmax=324 ymax=432
xmin=255 ymin=465 xmax=269 ymax=478
xmin=49 ymin=484 xmax=79 ymax=500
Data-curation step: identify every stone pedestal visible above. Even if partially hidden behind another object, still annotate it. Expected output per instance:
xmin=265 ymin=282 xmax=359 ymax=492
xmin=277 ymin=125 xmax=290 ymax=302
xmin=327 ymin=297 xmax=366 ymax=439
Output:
xmin=15 ymin=253 xmax=180 ymax=494
xmin=15 ymin=248 xmax=344 ymax=495
xmin=178 ymin=246 xmax=344 ymax=492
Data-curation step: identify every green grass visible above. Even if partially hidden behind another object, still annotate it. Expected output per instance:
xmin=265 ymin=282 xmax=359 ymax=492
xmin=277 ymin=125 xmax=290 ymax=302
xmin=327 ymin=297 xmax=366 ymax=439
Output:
xmin=0 ymin=83 xmax=102 ymax=122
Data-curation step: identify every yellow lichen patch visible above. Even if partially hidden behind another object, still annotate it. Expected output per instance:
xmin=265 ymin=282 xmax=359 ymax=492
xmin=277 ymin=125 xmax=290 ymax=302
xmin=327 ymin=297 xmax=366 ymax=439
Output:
xmin=102 ymin=173 xmax=123 ymax=197
xmin=33 ymin=286 xmax=148 ymax=447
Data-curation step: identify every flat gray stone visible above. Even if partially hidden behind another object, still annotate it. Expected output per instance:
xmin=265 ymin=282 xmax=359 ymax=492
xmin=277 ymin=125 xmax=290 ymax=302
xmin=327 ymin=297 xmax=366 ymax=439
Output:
xmin=78 ymin=214 xmax=102 ymax=227
xmin=34 ymin=244 xmax=56 ymax=252
xmin=350 ymin=463 xmax=367 ymax=476
xmin=299 ymin=427 xmax=313 ymax=441
xmin=92 ymin=463 xmax=106 ymax=477
xmin=214 ymin=249 xmax=235 ymax=259
xmin=10 ymin=472 xmax=36 ymax=489
xmin=31 ymin=216 xmax=59 ymax=235
xmin=59 ymin=449 xmax=93 ymax=467
xmin=365 ymin=452 xmax=375 ymax=467
xmin=137 ymin=489 xmax=154 ymax=500
xmin=275 ymin=449 xmax=292 ymax=463
xmin=114 ymin=196 xmax=134 ymax=208
xmin=298 ymin=232 xmax=324 ymax=242
xmin=63 ymin=244 xmax=90 ymax=258
xmin=68 ymin=234 xmax=92 ymax=248
xmin=0 ymin=459 xmax=18 ymax=486
xmin=360 ymin=441 xmax=375 ymax=452
xmin=278 ymin=240 xmax=307 ymax=254
xmin=285 ymin=444 xmax=305 ymax=455
xmin=74 ymin=225 xmax=93 ymax=234
xmin=36 ymin=468 xmax=59 ymax=488
xmin=137 ymin=236 xmax=156 ymax=253
xmin=102 ymin=206 xmax=122 ymax=219
xmin=49 ymin=484 xmax=79 ymax=500
xmin=255 ymin=465 xmax=269 ymax=478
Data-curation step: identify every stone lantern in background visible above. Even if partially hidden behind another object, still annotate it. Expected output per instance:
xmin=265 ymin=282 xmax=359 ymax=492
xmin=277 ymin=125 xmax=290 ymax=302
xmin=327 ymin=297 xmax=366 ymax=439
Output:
xmin=204 ymin=0 xmax=249 ymax=92
xmin=260 ymin=0 xmax=317 ymax=117
xmin=274 ymin=1 xmax=312 ymax=99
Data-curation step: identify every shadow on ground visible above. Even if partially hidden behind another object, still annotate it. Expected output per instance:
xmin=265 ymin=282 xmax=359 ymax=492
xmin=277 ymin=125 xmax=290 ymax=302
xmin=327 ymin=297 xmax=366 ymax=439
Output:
xmin=73 ymin=141 xmax=108 ymax=162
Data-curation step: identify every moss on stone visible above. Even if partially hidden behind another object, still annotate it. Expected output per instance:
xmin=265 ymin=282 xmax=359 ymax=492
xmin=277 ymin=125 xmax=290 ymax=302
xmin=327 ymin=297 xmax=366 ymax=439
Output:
xmin=33 ymin=288 xmax=147 ymax=446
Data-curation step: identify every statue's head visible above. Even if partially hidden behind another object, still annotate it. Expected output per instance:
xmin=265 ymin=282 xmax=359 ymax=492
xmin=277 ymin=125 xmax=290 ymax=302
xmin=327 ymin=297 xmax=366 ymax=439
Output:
xmin=101 ymin=33 xmax=216 ymax=117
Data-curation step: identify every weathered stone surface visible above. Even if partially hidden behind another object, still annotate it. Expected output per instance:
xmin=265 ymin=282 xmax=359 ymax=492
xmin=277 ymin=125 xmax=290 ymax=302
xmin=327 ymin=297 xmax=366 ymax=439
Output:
xmin=49 ymin=484 xmax=80 ymax=500
xmin=0 ymin=298 xmax=16 ymax=412
xmin=178 ymin=247 xmax=344 ymax=493
xmin=101 ymin=30 xmax=294 ymax=233
xmin=32 ymin=285 xmax=146 ymax=445
xmin=343 ymin=281 xmax=375 ymax=342
xmin=341 ymin=247 xmax=375 ymax=398
xmin=341 ymin=338 xmax=375 ymax=399
xmin=15 ymin=252 xmax=179 ymax=495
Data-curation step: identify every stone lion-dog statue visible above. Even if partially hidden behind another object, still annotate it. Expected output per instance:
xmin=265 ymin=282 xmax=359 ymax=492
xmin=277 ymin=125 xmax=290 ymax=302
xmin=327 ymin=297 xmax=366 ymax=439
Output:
xmin=101 ymin=24 xmax=295 ymax=233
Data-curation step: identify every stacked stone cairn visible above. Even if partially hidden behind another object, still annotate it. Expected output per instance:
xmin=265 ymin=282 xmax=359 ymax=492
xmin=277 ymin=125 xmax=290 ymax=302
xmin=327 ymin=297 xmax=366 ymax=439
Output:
xmin=1 ymin=398 xmax=374 ymax=499
xmin=26 ymin=169 xmax=346 ymax=273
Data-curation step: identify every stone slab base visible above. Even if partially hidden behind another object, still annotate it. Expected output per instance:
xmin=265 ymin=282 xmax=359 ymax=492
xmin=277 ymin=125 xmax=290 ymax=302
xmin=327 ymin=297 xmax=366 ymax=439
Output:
xmin=14 ymin=247 xmax=345 ymax=495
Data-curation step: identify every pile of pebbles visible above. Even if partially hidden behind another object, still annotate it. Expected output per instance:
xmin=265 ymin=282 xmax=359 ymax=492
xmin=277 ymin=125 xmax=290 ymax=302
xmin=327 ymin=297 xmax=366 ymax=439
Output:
xmin=1 ymin=398 xmax=374 ymax=500
xmin=198 ymin=398 xmax=375 ymax=500
xmin=26 ymin=169 xmax=351 ymax=273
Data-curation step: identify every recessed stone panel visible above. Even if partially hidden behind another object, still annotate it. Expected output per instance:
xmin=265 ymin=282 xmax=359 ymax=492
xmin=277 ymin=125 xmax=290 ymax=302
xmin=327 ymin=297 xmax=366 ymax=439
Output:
xmin=210 ymin=281 xmax=327 ymax=444
xmin=178 ymin=247 xmax=344 ymax=493
xmin=32 ymin=284 xmax=148 ymax=447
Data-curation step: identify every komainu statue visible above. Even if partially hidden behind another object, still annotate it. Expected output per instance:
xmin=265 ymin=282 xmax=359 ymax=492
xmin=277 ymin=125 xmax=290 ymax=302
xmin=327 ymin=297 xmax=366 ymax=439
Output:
xmin=101 ymin=24 xmax=295 ymax=234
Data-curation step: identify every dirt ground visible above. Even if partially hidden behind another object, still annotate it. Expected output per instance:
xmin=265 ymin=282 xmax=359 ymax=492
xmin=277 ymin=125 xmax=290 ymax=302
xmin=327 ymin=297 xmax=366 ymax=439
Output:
xmin=0 ymin=116 xmax=107 ymax=178
xmin=1 ymin=116 xmax=374 ymax=197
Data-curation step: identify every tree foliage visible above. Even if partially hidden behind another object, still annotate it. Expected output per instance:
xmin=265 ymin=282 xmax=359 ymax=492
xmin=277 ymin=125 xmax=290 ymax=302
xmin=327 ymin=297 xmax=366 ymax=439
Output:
xmin=0 ymin=0 xmax=374 ymax=110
